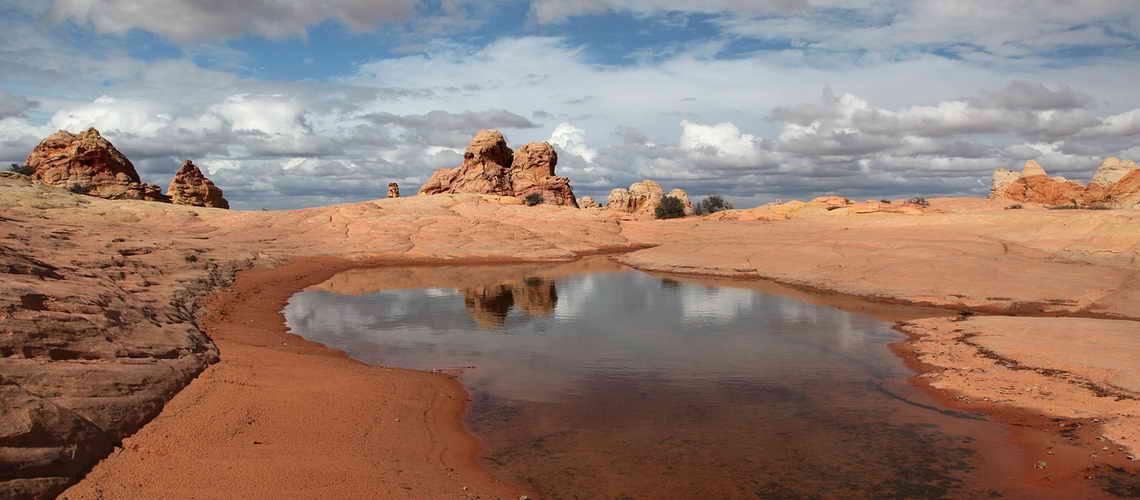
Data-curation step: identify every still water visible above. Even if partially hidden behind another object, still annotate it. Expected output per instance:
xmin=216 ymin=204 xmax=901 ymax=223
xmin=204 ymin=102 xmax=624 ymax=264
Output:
xmin=283 ymin=259 xmax=1083 ymax=499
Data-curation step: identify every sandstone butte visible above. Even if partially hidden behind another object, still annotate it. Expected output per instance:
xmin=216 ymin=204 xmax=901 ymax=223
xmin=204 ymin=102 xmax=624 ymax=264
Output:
xmin=1 ymin=152 xmax=1139 ymax=498
xmin=24 ymin=127 xmax=229 ymax=209
xmin=418 ymin=129 xmax=578 ymax=207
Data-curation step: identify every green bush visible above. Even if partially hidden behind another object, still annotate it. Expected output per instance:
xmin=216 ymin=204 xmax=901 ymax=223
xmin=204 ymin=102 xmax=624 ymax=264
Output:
xmin=523 ymin=192 xmax=544 ymax=206
xmin=68 ymin=184 xmax=91 ymax=195
xmin=7 ymin=163 xmax=33 ymax=175
xmin=655 ymin=195 xmax=686 ymax=219
xmin=695 ymin=195 xmax=733 ymax=215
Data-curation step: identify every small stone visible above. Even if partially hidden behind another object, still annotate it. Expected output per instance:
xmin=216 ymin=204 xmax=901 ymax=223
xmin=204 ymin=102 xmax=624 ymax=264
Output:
xmin=1034 ymin=460 xmax=1048 ymax=470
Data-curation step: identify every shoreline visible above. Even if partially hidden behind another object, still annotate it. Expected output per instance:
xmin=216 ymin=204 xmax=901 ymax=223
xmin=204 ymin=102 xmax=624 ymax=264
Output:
xmin=64 ymin=255 xmax=1138 ymax=498
xmin=62 ymin=256 xmax=527 ymax=500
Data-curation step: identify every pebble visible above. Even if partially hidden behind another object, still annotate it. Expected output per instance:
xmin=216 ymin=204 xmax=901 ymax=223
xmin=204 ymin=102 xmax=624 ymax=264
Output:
xmin=1034 ymin=460 xmax=1048 ymax=470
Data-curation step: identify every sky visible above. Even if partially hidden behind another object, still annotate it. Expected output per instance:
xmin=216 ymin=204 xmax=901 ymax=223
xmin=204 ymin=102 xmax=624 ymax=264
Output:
xmin=1 ymin=1 xmax=1139 ymax=210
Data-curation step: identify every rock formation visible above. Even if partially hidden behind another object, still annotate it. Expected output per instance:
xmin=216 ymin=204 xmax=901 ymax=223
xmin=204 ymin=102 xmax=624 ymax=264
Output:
xmin=667 ymin=188 xmax=696 ymax=216
xmin=605 ymin=180 xmax=695 ymax=218
xmin=26 ymin=128 xmax=169 ymax=202
xmin=418 ymin=130 xmax=578 ymax=207
xmin=579 ymin=196 xmax=599 ymax=209
xmin=990 ymin=158 xmax=1140 ymax=208
xmin=166 ymin=160 xmax=229 ymax=209
xmin=510 ymin=142 xmax=577 ymax=206
xmin=1090 ymin=157 xmax=1139 ymax=187
xmin=388 ymin=183 xmax=400 ymax=198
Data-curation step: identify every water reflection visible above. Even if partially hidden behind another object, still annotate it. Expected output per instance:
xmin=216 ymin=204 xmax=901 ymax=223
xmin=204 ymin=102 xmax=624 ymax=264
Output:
xmin=462 ymin=278 xmax=557 ymax=329
xmin=283 ymin=261 xmax=1066 ymax=499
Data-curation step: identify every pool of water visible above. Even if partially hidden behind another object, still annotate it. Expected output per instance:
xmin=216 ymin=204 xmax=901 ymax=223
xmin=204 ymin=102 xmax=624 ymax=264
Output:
xmin=282 ymin=259 xmax=1095 ymax=499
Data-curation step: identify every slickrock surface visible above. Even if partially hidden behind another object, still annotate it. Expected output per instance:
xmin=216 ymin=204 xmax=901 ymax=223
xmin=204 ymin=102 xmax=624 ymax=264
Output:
xmin=709 ymin=195 xmax=926 ymax=221
xmin=2 ymin=173 xmax=1138 ymax=497
xmin=166 ymin=160 xmax=229 ymax=208
xmin=418 ymin=130 xmax=578 ymax=206
xmin=898 ymin=316 xmax=1139 ymax=457
xmin=25 ymin=128 xmax=169 ymax=202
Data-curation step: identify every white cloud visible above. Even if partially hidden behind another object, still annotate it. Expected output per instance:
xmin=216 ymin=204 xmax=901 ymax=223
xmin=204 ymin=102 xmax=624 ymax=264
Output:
xmin=549 ymin=123 xmax=597 ymax=162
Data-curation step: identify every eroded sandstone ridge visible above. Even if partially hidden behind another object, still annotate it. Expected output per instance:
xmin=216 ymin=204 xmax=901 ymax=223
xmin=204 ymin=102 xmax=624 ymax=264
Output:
xmin=990 ymin=158 xmax=1140 ymax=208
xmin=708 ymin=195 xmax=927 ymax=221
xmin=26 ymin=128 xmax=169 ymax=202
xmin=166 ymin=160 xmax=229 ymax=209
xmin=418 ymin=130 xmax=578 ymax=206
xmin=606 ymin=180 xmax=694 ymax=217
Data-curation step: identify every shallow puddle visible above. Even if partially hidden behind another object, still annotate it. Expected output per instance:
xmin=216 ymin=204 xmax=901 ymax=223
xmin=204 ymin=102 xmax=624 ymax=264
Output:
xmin=284 ymin=258 xmax=1109 ymax=499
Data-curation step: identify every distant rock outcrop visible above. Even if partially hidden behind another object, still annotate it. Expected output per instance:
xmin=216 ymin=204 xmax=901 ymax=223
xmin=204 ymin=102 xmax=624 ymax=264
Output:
xmin=606 ymin=180 xmax=695 ymax=218
xmin=709 ymin=195 xmax=928 ymax=221
xmin=418 ymin=130 xmax=578 ymax=207
xmin=990 ymin=158 xmax=1140 ymax=208
xmin=578 ymin=196 xmax=599 ymax=209
xmin=26 ymin=128 xmax=169 ymax=202
xmin=166 ymin=160 xmax=229 ymax=209
xmin=388 ymin=183 xmax=400 ymax=198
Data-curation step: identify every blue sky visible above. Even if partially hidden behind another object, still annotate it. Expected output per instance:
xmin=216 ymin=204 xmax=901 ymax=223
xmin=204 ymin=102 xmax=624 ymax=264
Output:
xmin=2 ymin=0 xmax=1139 ymax=209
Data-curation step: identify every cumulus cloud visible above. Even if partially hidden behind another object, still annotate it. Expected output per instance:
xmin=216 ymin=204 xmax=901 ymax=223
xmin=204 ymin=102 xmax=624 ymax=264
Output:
xmin=48 ymin=0 xmax=419 ymax=43
xmin=549 ymin=123 xmax=597 ymax=162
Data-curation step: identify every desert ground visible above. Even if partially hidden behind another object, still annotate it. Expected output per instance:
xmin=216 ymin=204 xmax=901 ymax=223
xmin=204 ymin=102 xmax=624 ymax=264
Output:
xmin=1 ymin=171 xmax=1138 ymax=498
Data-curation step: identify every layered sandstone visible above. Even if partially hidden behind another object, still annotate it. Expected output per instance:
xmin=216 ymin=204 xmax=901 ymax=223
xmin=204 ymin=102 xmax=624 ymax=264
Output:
xmin=990 ymin=158 xmax=1140 ymax=208
xmin=418 ymin=130 xmax=577 ymax=206
xmin=606 ymin=180 xmax=695 ymax=218
xmin=578 ymin=196 xmax=599 ymax=209
xmin=26 ymin=128 xmax=169 ymax=202
xmin=166 ymin=160 xmax=229 ymax=209
xmin=388 ymin=182 xmax=400 ymax=198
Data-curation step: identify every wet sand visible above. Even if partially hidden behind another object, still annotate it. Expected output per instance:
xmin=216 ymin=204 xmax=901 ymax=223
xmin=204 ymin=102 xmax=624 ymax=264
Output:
xmin=61 ymin=257 xmax=526 ymax=500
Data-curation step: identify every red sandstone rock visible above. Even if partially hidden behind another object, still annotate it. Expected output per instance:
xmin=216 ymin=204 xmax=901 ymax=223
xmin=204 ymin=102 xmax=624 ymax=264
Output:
xmin=991 ymin=159 xmax=1140 ymax=208
xmin=26 ymin=128 xmax=169 ymax=202
xmin=418 ymin=130 xmax=578 ymax=207
xmin=166 ymin=160 xmax=229 ymax=209
xmin=388 ymin=183 xmax=400 ymax=198
xmin=510 ymin=142 xmax=577 ymax=207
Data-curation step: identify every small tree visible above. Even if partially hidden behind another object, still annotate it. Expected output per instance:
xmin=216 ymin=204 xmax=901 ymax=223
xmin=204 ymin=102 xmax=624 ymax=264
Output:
xmin=655 ymin=195 xmax=686 ymax=219
xmin=696 ymin=195 xmax=733 ymax=215
xmin=523 ymin=192 xmax=544 ymax=206
xmin=68 ymin=183 xmax=91 ymax=195
xmin=7 ymin=163 xmax=33 ymax=175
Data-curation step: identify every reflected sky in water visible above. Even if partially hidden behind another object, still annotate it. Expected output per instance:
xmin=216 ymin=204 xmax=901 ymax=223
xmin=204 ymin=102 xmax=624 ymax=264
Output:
xmin=283 ymin=268 xmax=1056 ymax=498
xmin=285 ymin=271 xmax=891 ymax=404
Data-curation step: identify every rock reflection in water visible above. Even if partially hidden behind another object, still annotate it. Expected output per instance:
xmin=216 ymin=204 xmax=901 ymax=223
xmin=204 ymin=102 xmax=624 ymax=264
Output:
xmin=463 ymin=278 xmax=557 ymax=329
xmin=284 ymin=259 xmax=1086 ymax=499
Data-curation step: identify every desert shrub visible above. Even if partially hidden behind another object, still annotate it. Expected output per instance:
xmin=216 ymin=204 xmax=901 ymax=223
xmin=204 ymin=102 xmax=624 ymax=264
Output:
xmin=523 ymin=192 xmax=544 ymax=206
xmin=880 ymin=199 xmax=892 ymax=204
xmin=907 ymin=196 xmax=929 ymax=208
xmin=7 ymin=163 xmax=33 ymax=175
xmin=655 ymin=195 xmax=686 ymax=219
xmin=1048 ymin=203 xmax=1113 ymax=210
xmin=1004 ymin=204 xmax=1023 ymax=210
xmin=184 ymin=254 xmax=199 ymax=263
xmin=68 ymin=184 xmax=92 ymax=195
xmin=696 ymin=195 xmax=733 ymax=215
